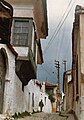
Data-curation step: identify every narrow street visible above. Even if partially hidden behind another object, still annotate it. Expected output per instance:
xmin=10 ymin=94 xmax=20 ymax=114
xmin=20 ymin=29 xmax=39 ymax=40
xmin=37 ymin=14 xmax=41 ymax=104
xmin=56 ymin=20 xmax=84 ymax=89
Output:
xmin=17 ymin=112 xmax=75 ymax=120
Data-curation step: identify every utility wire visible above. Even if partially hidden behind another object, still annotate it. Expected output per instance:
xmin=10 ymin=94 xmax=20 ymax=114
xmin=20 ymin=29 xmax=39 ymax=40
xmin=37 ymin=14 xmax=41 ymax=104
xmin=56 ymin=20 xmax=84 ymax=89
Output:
xmin=44 ymin=62 xmax=58 ymax=76
xmin=44 ymin=3 xmax=74 ymax=55
xmin=40 ymin=65 xmax=56 ymax=81
xmin=44 ymin=0 xmax=73 ymax=53
xmin=56 ymin=22 xmax=66 ymax=60
xmin=39 ymin=0 xmax=76 ymax=84
xmin=44 ymin=0 xmax=74 ymax=54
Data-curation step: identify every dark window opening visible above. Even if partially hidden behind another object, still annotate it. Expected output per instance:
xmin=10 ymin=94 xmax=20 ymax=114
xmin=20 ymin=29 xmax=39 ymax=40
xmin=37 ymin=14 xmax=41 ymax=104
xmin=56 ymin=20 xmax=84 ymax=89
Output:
xmin=22 ymin=83 xmax=24 ymax=92
xmin=45 ymin=97 xmax=46 ymax=105
xmin=32 ymin=93 xmax=34 ymax=107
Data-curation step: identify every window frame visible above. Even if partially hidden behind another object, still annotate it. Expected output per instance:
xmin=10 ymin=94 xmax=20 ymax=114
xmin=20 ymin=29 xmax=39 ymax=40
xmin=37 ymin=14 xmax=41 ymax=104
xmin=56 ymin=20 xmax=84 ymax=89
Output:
xmin=11 ymin=17 xmax=33 ymax=47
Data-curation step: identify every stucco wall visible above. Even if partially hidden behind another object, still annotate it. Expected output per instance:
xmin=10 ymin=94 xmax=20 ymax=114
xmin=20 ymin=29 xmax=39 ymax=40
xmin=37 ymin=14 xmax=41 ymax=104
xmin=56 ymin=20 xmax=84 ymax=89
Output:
xmin=0 ymin=46 xmax=52 ymax=115
xmin=79 ymin=14 xmax=84 ymax=120
xmin=0 ymin=0 xmax=48 ymax=116
xmin=80 ymin=14 xmax=84 ymax=74
xmin=13 ymin=6 xmax=34 ymax=18
xmin=26 ymin=80 xmax=52 ymax=113
xmin=8 ymin=78 xmax=52 ymax=114
xmin=73 ymin=14 xmax=84 ymax=120
xmin=0 ymin=45 xmax=52 ymax=115
xmin=0 ymin=44 xmax=16 ymax=114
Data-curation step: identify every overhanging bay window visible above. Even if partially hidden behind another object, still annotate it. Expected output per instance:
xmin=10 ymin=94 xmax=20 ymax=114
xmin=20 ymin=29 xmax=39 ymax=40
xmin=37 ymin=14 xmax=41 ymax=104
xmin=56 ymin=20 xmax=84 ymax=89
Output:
xmin=11 ymin=18 xmax=37 ymax=86
xmin=11 ymin=18 xmax=32 ymax=46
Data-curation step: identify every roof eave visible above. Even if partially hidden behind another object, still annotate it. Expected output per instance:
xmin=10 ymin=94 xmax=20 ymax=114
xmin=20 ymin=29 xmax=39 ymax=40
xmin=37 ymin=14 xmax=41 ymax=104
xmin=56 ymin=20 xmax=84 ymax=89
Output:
xmin=37 ymin=40 xmax=44 ymax=64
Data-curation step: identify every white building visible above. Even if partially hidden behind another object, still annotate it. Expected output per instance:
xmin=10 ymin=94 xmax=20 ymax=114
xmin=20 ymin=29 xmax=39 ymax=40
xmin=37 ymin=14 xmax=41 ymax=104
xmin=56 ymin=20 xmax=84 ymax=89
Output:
xmin=0 ymin=0 xmax=48 ymax=115
xmin=27 ymin=80 xmax=52 ymax=113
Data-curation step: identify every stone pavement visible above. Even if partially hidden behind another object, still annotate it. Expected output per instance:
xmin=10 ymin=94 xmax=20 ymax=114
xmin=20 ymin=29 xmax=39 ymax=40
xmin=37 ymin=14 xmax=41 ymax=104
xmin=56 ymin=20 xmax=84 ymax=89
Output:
xmin=16 ymin=112 xmax=76 ymax=120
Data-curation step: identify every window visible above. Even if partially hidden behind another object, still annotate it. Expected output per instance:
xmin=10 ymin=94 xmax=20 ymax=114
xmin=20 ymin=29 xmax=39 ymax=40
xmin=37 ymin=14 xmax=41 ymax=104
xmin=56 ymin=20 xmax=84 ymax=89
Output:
xmin=32 ymin=93 xmax=34 ymax=107
xmin=45 ymin=97 xmax=46 ymax=105
xmin=22 ymin=83 xmax=24 ymax=92
xmin=12 ymin=18 xmax=32 ymax=46
xmin=28 ymin=92 xmax=30 ymax=110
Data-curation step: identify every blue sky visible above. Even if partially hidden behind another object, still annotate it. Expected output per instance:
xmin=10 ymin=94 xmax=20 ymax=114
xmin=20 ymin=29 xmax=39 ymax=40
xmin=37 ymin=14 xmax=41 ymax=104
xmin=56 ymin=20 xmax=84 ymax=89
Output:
xmin=37 ymin=0 xmax=84 ymax=91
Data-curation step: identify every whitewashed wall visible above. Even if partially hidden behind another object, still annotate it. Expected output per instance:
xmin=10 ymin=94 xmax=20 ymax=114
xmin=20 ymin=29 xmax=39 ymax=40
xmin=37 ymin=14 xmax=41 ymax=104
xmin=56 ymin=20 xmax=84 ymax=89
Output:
xmin=13 ymin=6 xmax=34 ymax=18
xmin=0 ymin=0 xmax=49 ymax=116
xmin=0 ymin=46 xmax=52 ymax=115
xmin=26 ymin=80 xmax=52 ymax=113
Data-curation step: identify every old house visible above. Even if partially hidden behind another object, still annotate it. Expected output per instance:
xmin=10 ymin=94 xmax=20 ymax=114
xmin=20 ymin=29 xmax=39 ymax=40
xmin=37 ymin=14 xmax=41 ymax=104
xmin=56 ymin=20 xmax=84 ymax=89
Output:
xmin=45 ymin=82 xmax=58 ymax=112
xmin=72 ymin=5 xmax=84 ymax=120
xmin=23 ymin=79 xmax=52 ymax=113
xmin=0 ymin=0 xmax=48 ymax=115
xmin=63 ymin=70 xmax=73 ymax=112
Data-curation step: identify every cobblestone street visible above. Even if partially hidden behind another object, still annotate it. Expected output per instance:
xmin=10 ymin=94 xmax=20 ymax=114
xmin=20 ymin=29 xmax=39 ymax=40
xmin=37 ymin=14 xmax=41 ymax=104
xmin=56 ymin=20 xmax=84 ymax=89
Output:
xmin=17 ymin=112 xmax=75 ymax=120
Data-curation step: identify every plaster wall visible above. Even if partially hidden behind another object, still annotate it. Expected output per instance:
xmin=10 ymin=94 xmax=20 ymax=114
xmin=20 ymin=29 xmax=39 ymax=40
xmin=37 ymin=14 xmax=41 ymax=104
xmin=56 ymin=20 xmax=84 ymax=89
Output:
xmin=79 ymin=14 xmax=84 ymax=120
xmin=80 ymin=14 xmax=84 ymax=74
xmin=73 ymin=14 xmax=84 ymax=120
xmin=0 ymin=48 xmax=52 ymax=114
xmin=13 ymin=6 xmax=34 ymax=18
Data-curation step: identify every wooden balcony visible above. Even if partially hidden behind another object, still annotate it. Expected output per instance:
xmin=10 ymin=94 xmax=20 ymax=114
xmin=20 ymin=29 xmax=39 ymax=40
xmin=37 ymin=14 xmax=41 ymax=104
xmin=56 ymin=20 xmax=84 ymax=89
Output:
xmin=15 ymin=49 xmax=36 ymax=85
xmin=6 ymin=0 xmax=48 ymax=39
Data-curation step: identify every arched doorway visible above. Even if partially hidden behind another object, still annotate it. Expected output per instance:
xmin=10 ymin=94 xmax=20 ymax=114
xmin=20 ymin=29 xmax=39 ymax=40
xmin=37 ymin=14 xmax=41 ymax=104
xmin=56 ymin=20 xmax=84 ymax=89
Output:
xmin=0 ymin=49 xmax=6 ymax=113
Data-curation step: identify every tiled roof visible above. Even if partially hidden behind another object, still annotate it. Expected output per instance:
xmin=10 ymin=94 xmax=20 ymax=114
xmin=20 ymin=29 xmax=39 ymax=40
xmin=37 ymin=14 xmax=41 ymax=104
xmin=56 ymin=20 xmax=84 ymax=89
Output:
xmin=45 ymin=82 xmax=57 ymax=87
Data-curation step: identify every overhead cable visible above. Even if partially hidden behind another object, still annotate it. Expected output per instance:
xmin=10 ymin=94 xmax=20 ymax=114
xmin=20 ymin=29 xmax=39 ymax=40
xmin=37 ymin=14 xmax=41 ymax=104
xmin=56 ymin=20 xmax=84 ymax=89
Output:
xmin=44 ymin=0 xmax=75 ymax=54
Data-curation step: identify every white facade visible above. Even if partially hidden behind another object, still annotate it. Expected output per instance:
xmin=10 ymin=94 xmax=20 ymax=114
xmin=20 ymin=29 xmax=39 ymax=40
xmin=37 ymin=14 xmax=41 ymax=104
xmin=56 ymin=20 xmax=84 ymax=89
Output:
xmin=0 ymin=44 xmax=51 ymax=114
xmin=3 ymin=50 xmax=52 ymax=113
xmin=0 ymin=0 xmax=48 ymax=116
xmin=27 ymin=80 xmax=52 ymax=113
xmin=0 ymin=44 xmax=51 ymax=115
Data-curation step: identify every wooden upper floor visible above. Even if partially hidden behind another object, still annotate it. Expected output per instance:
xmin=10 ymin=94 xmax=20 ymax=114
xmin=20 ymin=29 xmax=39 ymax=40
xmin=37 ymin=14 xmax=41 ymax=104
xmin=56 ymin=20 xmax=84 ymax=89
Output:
xmin=6 ymin=0 xmax=48 ymax=39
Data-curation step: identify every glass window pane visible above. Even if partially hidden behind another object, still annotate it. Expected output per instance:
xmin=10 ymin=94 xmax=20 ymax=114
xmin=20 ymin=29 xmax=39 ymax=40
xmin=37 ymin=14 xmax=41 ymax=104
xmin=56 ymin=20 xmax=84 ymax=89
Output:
xmin=14 ymin=28 xmax=21 ymax=33
xmin=15 ymin=21 xmax=22 ymax=27
xmin=13 ymin=19 xmax=30 ymax=46
xmin=14 ymin=34 xmax=20 ymax=40
xmin=22 ymin=28 xmax=29 ymax=33
xmin=22 ymin=22 xmax=29 ymax=27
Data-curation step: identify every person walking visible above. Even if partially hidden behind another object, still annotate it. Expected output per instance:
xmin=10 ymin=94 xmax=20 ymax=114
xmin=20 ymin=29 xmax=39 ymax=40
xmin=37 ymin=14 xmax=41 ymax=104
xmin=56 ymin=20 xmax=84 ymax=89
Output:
xmin=39 ymin=99 xmax=44 ymax=112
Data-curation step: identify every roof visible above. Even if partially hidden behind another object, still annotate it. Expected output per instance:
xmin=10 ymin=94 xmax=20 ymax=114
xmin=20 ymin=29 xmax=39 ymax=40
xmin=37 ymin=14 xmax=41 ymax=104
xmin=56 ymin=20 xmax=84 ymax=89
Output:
xmin=37 ymin=40 xmax=44 ymax=64
xmin=75 ymin=5 xmax=84 ymax=25
xmin=75 ymin=5 xmax=84 ymax=13
xmin=0 ymin=0 xmax=13 ymax=17
xmin=35 ymin=80 xmax=42 ymax=86
xmin=45 ymin=82 xmax=57 ymax=88
xmin=42 ymin=0 xmax=48 ymax=37
xmin=7 ymin=44 xmax=18 ymax=57
xmin=33 ymin=0 xmax=48 ymax=39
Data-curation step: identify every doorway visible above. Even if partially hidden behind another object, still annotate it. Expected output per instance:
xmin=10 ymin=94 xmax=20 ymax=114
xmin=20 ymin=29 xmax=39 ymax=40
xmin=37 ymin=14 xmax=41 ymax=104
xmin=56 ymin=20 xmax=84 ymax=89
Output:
xmin=0 ymin=50 xmax=6 ymax=113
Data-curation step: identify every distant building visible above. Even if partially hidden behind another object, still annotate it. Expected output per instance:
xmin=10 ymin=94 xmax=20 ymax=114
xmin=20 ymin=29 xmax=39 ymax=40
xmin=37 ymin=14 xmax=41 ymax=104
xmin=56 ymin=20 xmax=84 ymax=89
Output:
xmin=45 ymin=82 xmax=58 ymax=112
xmin=0 ymin=0 xmax=48 ymax=115
xmin=63 ymin=70 xmax=73 ymax=112
xmin=24 ymin=79 xmax=52 ymax=113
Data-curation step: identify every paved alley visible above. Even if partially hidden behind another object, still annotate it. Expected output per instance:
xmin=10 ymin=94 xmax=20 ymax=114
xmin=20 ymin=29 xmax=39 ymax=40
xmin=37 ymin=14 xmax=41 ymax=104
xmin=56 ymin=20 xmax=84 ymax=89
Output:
xmin=17 ymin=112 xmax=75 ymax=120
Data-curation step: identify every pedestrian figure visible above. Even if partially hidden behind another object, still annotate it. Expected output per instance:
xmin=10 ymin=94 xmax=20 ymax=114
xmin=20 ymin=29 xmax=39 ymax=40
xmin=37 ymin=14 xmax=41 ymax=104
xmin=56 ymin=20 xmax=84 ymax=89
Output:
xmin=39 ymin=99 xmax=44 ymax=112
